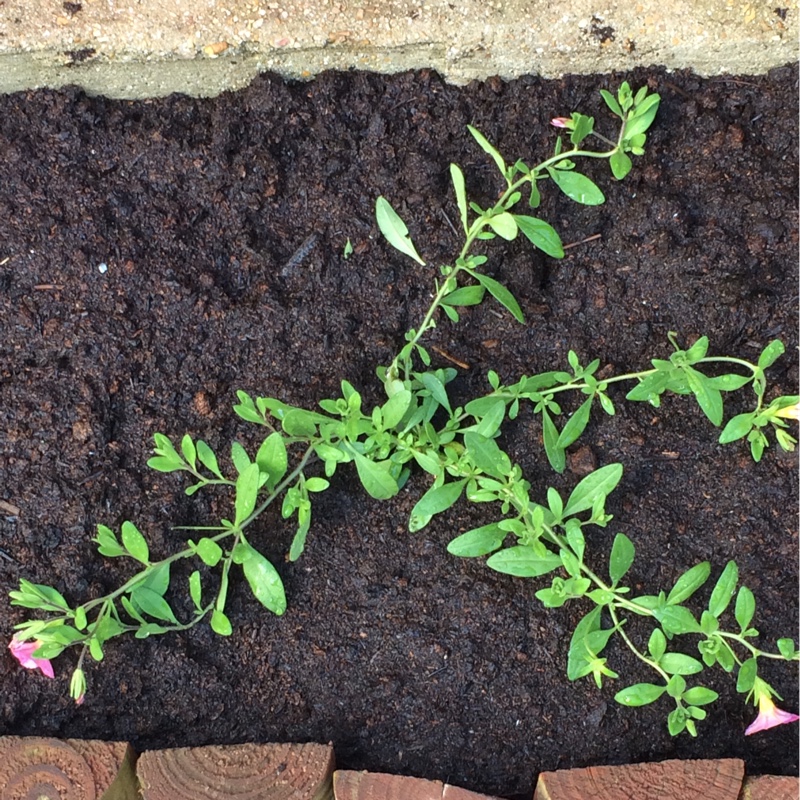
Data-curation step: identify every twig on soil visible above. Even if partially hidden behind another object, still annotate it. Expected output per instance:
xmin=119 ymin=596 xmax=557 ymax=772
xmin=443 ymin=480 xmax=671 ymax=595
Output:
xmin=430 ymin=345 xmax=469 ymax=370
xmin=562 ymin=233 xmax=602 ymax=250
xmin=280 ymin=233 xmax=319 ymax=278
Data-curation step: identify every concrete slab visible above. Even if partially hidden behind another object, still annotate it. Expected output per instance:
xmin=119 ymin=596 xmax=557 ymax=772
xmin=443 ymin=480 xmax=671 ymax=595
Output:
xmin=0 ymin=0 xmax=796 ymax=98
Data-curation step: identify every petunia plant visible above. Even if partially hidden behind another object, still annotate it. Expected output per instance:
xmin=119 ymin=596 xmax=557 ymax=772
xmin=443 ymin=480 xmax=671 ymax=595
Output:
xmin=8 ymin=82 xmax=798 ymax=738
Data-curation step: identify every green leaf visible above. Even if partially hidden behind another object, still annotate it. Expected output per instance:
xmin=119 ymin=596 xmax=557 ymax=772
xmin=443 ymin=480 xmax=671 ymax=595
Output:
xmin=375 ymin=196 xmax=425 ymax=266
xmin=14 ymin=581 xmax=71 ymax=611
xmin=241 ymin=544 xmax=286 ymax=615
xmin=472 ymin=272 xmax=524 ymax=323
xmin=486 ymin=212 xmax=518 ymax=241
xmin=719 ymin=412 xmax=755 ymax=444
xmin=450 ymin=163 xmax=469 ymax=233
xmin=121 ymin=595 xmax=147 ymax=624
xmin=181 ymin=434 xmax=197 ymax=469
xmin=230 ymin=441 xmax=251 ymax=474
xmin=666 ymin=674 xmax=687 ymax=699
xmin=569 ymin=113 xmax=594 ymax=146
xmin=353 ymin=452 xmax=399 ymax=500
xmin=560 ymin=550 xmax=582 ymax=578
xmin=648 ymin=628 xmax=667 ymax=662
xmin=415 ymin=372 xmax=452 ymax=413
xmin=442 ymin=285 xmax=486 ymax=307
xmin=626 ymin=370 xmax=671 ymax=404
xmin=473 ymin=399 xmax=506 ymax=438
xmin=189 ymin=571 xmax=203 ymax=612
xmin=89 ymin=637 xmax=104 ymax=662
xmin=233 ymin=390 xmax=264 ymax=424
xmin=614 ymin=683 xmax=666 ymax=707
xmin=141 ymin=562 xmax=170 ymax=597
xmin=146 ymin=456 xmax=184 ymax=473
xmin=706 ymin=373 xmax=751 ymax=391
xmin=256 ymin=432 xmax=288 ymax=490
xmin=289 ymin=525 xmax=310 ymax=563
xmin=305 ymin=477 xmax=329 ymax=493
xmin=657 ymin=606 xmax=701 ymax=635
xmin=667 ymin=562 xmax=711 ymax=605
xmin=94 ymin=525 xmax=127 ymax=558
xmin=547 ymin=168 xmax=605 ymax=205
xmin=210 ymin=609 xmax=232 ymax=636
xmin=600 ymin=88 xmax=623 ymax=117
xmin=282 ymin=409 xmax=318 ymax=437
xmin=708 ymin=561 xmax=738 ymax=618
xmin=758 ymin=340 xmax=785 ymax=369
xmin=659 ymin=653 xmax=704 ymax=675
xmin=683 ymin=686 xmax=719 ymax=706
xmin=197 ymin=440 xmax=224 ymax=479
xmin=234 ymin=462 xmax=261 ymax=527
xmin=121 ymin=521 xmax=150 ymax=565
xmin=467 ymin=125 xmax=507 ymax=177
xmin=556 ymin=396 xmax=593 ymax=449
xmin=447 ymin=523 xmax=506 ymax=557
xmin=193 ymin=537 xmax=223 ymax=567
xmin=609 ymin=533 xmax=635 ymax=585
xmin=566 ymin=606 xmax=601 ymax=679
xmin=564 ymin=528 xmax=585 ymax=569
xmin=564 ymin=463 xmax=623 ymax=517
xmin=74 ymin=607 xmax=87 ymax=630
xmin=609 ymin=149 xmax=632 ymax=180
xmin=513 ymin=215 xmax=564 ymax=258
xmin=736 ymin=657 xmax=757 ymax=693
xmin=411 ymin=479 xmax=466 ymax=523
xmin=683 ymin=366 xmax=723 ymax=426
xmin=486 ymin=545 xmax=562 ymax=577
xmin=464 ymin=432 xmax=511 ymax=479
xmin=541 ymin=408 xmax=566 ymax=474
xmin=130 ymin=586 xmax=179 ymax=624
xmin=624 ymin=94 xmax=661 ymax=138
xmin=735 ymin=586 xmax=755 ymax=631
xmin=777 ymin=638 xmax=796 ymax=659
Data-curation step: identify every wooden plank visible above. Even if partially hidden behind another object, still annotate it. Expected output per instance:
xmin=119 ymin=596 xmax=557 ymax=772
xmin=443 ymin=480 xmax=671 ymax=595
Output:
xmin=533 ymin=758 xmax=745 ymax=800
xmin=334 ymin=770 xmax=443 ymax=800
xmin=739 ymin=774 xmax=800 ymax=800
xmin=333 ymin=771 xmax=502 ymax=800
xmin=138 ymin=742 xmax=334 ymax=800
xmin=442 ymin=782 xmax=503 ymax=799
xmin=0 ymin=736 xmax=136 ymax=800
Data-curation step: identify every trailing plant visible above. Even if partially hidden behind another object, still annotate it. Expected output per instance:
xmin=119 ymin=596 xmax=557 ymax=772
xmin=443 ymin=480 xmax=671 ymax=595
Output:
xmin=9 ymin=82 xmax=799 ymax=737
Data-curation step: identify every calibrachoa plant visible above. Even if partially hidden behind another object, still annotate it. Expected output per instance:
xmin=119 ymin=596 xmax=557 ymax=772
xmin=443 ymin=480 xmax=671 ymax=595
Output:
xmin=9 ymin=83 xmax=799 ymax=737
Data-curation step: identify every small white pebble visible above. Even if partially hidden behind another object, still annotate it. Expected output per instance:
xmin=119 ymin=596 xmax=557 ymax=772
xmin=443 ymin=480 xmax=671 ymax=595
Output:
xmin=98 ymin=263 xmax=108 ymax=274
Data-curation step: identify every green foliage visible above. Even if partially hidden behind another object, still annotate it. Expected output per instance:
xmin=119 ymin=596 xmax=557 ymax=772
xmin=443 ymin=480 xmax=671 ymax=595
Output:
xmin=10 ymin=82 xmax=798 ymax=734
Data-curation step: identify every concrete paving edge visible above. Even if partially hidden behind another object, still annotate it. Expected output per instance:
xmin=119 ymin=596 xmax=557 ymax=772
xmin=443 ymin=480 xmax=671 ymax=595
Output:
xmin=0 ymin=0 xmax=797 ymax=98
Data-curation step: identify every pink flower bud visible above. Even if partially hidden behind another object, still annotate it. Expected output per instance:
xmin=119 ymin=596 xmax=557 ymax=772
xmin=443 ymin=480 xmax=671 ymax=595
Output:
xmin=550 ymin=117 xmax=571 ymax=128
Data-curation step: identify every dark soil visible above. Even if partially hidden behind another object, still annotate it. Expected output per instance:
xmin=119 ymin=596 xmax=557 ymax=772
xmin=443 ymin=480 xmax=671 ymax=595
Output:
xmin=0 ymin=64 xmax=797 ymax=798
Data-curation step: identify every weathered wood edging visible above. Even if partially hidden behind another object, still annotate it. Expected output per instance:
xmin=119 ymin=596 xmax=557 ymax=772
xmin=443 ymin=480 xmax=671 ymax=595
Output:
xmin=0 ymin=737 xmax=796 ymax=799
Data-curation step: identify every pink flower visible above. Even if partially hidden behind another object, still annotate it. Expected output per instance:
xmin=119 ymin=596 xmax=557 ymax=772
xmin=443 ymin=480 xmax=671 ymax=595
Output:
xmin=745 ymin=694 xmax=799 ymax=735
xmin=550 ymin=117 xmax=571 ymax=128
xmin=8 ymin=636 xmax=55 ymax=679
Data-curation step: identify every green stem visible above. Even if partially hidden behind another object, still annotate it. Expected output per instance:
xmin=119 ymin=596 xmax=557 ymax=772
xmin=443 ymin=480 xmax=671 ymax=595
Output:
xmin=716 ymin=631 xmax=798 ymax=661
xmin=56 ymin=445 xmax=319 ymax=638
xmin=608 ymin=604 xmax=671 ymax=684
xmin=387 ymin=138 xmax=623 ymax=382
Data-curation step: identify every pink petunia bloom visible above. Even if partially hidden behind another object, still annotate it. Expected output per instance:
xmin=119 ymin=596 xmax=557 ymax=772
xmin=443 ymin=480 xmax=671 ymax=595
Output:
xmin=8 ymin=636 xmax=55 ymax=679
xmin=550 ymin=117 xmax=571 ymax=128
xmin=745 ymin=693 xmax=800 ymax=735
